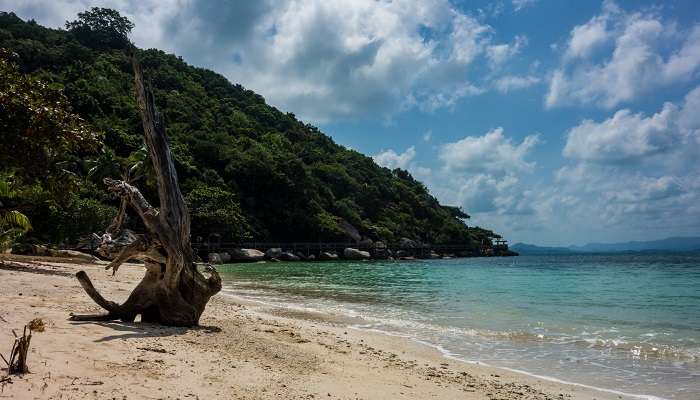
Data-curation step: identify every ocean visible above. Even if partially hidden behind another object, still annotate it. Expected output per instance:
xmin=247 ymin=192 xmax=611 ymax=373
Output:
xmin=218 ymin=254 xmax=700 ymax=399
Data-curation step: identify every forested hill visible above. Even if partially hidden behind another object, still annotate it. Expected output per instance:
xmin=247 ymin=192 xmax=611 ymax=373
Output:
xmin=0 ymin=10 xmax=501 ymax=248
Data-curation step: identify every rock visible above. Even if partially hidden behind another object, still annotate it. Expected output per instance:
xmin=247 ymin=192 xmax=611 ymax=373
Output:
xmin=306 ymin=254 xmax=316 ymax=261
xmin=395 ymin=250 xmax=411 ymax=258
xmin=429 ymin=251 xmax=441 ymax=259
xmin=358 ymin=238 xmax=374 ymax=248
xmin=338 ymin=219 xmax=362 ymax=242
xmin=343 ymin=248 xmax=370 ymax=260
xmin=265 ymin=248 xmax=283 ymax=260
xmin=208 ymin=253 xmax=222 ymax=264
xmin=318 ymin=251 xmax=339 ymax=261
xmin=278 ymin=252 xmax=300 ymax=261
xmin=208 ymin=252 xmax=231 ymax=264
xmin=295 ymin=251 xmax=309 ymax=260
xmin=229 ymin=248 xmax=265 ymax=262
xmin=399 ymin=237 xmax=418 ymax=248
xmin=371 ymin=241 xmax=390 ymax=259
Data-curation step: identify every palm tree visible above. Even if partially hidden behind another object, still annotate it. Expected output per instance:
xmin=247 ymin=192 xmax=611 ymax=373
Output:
xmin=0 ymin=176 xmax=31 ymax=251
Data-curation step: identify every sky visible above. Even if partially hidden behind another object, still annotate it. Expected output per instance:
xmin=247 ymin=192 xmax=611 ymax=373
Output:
xmin=4 ymin=0 xmax=700 ymax=246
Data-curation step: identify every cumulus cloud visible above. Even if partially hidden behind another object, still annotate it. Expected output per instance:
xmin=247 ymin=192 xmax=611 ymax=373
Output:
xmin=4 ymin=0 xmax=529 ymax=123
xmin=563 ymin=85 xmax=700 ymax=164
xmin=554 ymin=86 xmax=700 ymax=234
xmin=439 ymin=128 xmax=539 ymax=174
xmin=372 ymin=146 xmax=416 ymax=170
xmin=546 ymin=1 xmax=700 ymax=109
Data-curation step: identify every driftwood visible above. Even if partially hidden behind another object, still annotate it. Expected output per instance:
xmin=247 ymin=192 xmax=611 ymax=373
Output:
xmin=1 ymin=326 xmax=32 ymax=374
xmin=69 ymin=58 xmax=221 ymax=326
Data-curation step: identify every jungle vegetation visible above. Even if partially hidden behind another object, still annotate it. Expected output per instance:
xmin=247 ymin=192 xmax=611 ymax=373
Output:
xmin=0 ymin=9 xmax=501 ymax=249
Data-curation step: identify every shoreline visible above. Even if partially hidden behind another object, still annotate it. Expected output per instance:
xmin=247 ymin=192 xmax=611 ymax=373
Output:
xmin=0 ymin=257 xmax=640 ymax=399
xmin=220 ymin=291 xmax=669 ymax=400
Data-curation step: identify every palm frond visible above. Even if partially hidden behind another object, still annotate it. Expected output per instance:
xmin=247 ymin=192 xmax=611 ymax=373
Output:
xmin=0 ymin=210 xmax=32 ymax=232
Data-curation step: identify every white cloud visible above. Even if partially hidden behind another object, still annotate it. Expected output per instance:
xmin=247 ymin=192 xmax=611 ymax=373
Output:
xmin=563 ymin=85 xmax=700 ymax=164
xmin=372 ymin=146 xmax=416 ymax=170
xmin=439 ymin=128 xmax=539 ymax=174
xmin=486 ymin=35 xmax=527 ymax=68
xmin=512 ymin=0 xmax=538 ymax=12
xmin=563 ymin=13 xmax=611 ymax=60
xmin=554 ymin=86 xmax=700 ymax=235
xmin=4 ymin=0 xmax=529 ymax=123
xmin=494 ymin=75 xmax=540 ymax=93
xmin=546 ymin=1 xmax=700 ymax=109
xmin=563 ymin=103 xmax=679 ymax=162
xmin=423 ymin=130 xmax=432 ymax=142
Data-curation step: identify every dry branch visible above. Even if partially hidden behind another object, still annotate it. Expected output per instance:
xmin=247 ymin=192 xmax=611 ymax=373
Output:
xmin=70 ymin=57 xmax=221 ymax=326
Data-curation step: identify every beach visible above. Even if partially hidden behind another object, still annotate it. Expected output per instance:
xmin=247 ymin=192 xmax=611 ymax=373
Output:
xmin=0 ymin=256 xmax=628 ymax=400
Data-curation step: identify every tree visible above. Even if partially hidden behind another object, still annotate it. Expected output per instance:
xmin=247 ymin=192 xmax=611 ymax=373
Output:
xmin=0 ymin=50 xmax=99 ymax=187
xmin=65 ymin=7 xmax=134 ymax=49
xmin=70 ymin=58 xmax=221 ymax=326
xmin=0 ymin=174 xmax=31 ymax=251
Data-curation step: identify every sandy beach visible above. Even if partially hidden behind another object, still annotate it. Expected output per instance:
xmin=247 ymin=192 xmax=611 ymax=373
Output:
xmin=0 ymin=256 xmax=626 ymax=400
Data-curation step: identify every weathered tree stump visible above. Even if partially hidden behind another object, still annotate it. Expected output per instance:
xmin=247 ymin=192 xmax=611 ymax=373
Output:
xmin=69 ymin=58 xmax=221 ymax=326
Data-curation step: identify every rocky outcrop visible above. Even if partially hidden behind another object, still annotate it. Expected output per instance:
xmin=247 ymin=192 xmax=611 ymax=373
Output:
xmin=338 ymin=219 xmax=361 ymax=242
xmin=265 ymin=248 xmax=283 ymax=260
xmin=230 ymin=248 xmax=265 ymax=262
xmin=318 ymin=251 xmax=339 ymax=261
xmin=343 ymin=247 xmax=370 ymax=260
xmin=279 ymin=252 xmax=300 ymax=261
xmin=399 ymin=237 xmax=418 ymax=248
xmin=208 ymin=252 xmax=231 ymax=264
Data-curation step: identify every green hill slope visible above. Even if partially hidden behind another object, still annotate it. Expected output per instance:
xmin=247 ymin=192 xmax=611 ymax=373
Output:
xmin=0 ymin=10 xmax=501 ymax=249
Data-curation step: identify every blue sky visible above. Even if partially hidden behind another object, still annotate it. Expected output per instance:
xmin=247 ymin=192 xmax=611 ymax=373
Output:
xmin=4 ymin=0 xmax=700 ymax=245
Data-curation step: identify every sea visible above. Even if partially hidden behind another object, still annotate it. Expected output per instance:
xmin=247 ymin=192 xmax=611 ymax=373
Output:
xmin=218 ymin=254 xmax=700 ymax=400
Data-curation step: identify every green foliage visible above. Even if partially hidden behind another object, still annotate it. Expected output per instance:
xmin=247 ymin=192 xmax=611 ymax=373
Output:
xmin=186 ymin=185 xmax=251 ymax=242
xmin=65 ymin=7 xmax=133 ymax=49
xmin=0 ymin=10 xmax=504 ymax=247
xmin=0 ymin=48 xmax=100 ymax=189
xmin=0 ymin=174 xmax=31 ymax=250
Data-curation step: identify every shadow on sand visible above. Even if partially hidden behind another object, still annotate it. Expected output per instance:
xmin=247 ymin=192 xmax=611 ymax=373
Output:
xmin=69 ymin=320 xmax=221 ymax=342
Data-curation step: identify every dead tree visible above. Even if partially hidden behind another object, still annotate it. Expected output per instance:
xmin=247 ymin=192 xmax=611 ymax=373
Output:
xmin=70 ymin=58 xmax=221 ymax=326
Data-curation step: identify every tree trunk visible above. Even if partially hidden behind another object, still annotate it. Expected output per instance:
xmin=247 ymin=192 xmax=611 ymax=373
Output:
xmin=70 ymin=58 xmax=221 ymax=326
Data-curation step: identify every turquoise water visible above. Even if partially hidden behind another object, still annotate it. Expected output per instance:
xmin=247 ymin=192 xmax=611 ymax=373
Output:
xmin=218 ymin=254 xmax=700 ymax=399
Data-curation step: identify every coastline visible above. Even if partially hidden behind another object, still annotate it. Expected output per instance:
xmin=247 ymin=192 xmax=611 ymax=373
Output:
xmin=0 ymin=257 xmax=640 ymax=399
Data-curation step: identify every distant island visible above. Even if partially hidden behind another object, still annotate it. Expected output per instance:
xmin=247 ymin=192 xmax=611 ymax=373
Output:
xmin=511 ymin=236 xmax=700 ymax=255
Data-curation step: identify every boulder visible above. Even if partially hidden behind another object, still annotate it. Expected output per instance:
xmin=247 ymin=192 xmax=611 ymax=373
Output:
xmin=230 ymin=248 xmax=265 ymax=262
xmin=338 ymin=219 xmax=362 ymax=242
xmin=358 ymin=238 xmax=374 ymax=248
xmin=399 ymin=237 xmax=418 ymax=248
xmin=343 ymin=247 xmax=370 ymax=260
xmin=278 ymin=252 xmax=300 ymax=261
xmin=395 ymin=250 xmax=411 ymax=258
xmin=318 ymin=251 xmax=339 ymax=261
xmin=265 ymin=248 xmax=283 ymax=260
xmin=306 ymin=254 xmax=316 ymax=261
xmin=208 ymin=253 xmax=222 ymax=264
xmin=429 ymin=251 xmax=441 ymax=259
xmin=208 ymin=252 xmax=231 ymax=264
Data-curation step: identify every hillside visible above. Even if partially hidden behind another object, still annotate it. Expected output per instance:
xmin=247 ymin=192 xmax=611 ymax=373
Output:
xmin=0 ymin=10 xmax=501 ymax=249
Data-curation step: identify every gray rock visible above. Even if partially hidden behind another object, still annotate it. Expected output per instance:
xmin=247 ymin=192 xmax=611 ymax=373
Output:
xmin=279 ymin=252 xmax=300 ymax=261
xmin=208 ymin=253 xmax=222 ymax=264
xmin=343 ymin=247 xmax=371 ymax=260
xmin=399 ymin=237 xmax=418 ymax=248
xmin=338 ymin=219 xmax=362 ymax=242
xmin=265 ymin=248 xmax=283 ymax=259
xmin=230 ymin=248 xmax=265 ymax=262
xmin=318 ymin=251 xmax=339 ymax=261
